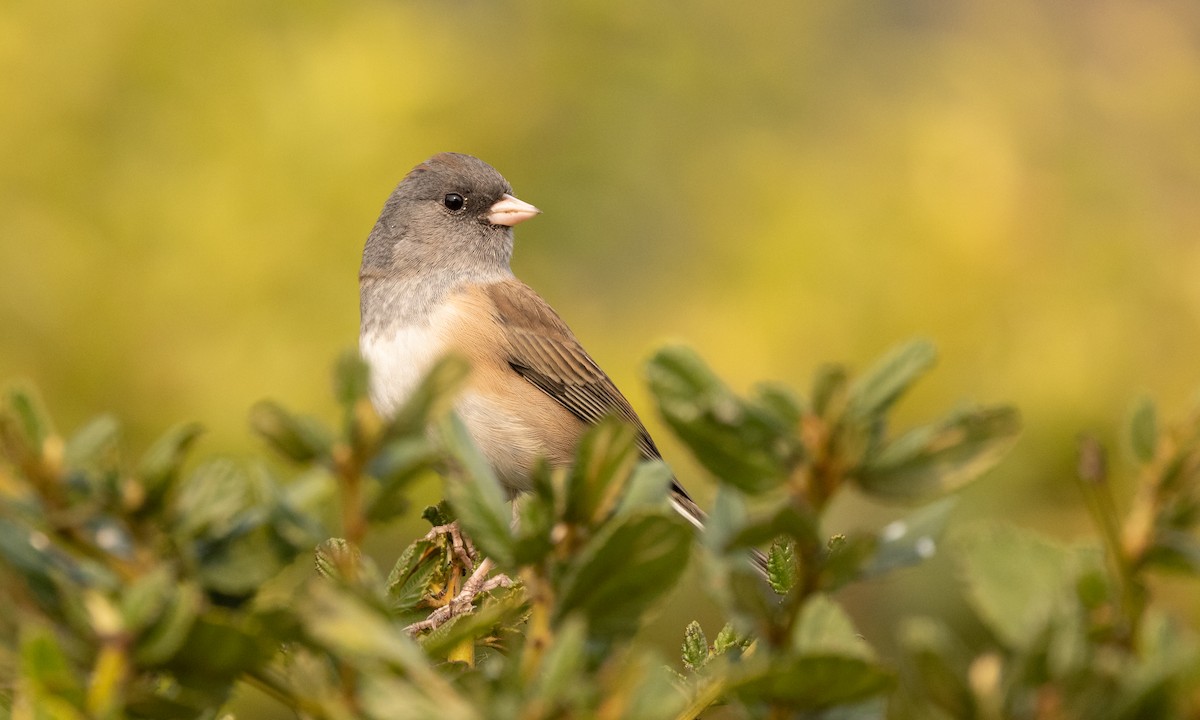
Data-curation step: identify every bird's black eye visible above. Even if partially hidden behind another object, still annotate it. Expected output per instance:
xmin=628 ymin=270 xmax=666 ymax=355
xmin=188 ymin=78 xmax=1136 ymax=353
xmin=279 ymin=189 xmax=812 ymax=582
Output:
xmin=443 ymin=193 xmax=465 ymax=212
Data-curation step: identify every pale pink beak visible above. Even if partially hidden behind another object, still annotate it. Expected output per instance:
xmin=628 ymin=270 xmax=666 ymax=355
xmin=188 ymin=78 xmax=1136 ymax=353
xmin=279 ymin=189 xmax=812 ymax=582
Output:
xmin=487 ymin=193 xmax=541 ymax=227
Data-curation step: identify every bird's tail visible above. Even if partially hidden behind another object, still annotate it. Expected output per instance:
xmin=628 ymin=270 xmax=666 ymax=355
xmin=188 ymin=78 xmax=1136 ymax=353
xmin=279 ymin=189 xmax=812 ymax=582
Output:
xmin=669 ymin=481 xmax=770 ymax=578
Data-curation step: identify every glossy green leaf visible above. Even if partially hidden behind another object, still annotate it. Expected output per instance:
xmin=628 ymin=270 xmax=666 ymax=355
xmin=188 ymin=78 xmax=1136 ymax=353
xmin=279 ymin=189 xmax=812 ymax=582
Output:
xmin=166 ymin=611 xmax=275 ymax=684
xmin=195 ymin=524 xmax=296 ymax=598
xmin=137 ymin=421 xmax=204 ymax=510
xmin=646 ymin=345 xmax=792 ymax=494
xmin=64 ymin=414 xmax=120 ymax=470
xmin=386 ymin=353 xmax=471 ymax=438
xmin=419 ymin=585 xmax=527 ymax=659
xmin=792 ymin=594 xmax=874 ymax=661
xmin=896 ymin=617 xmax=975 ymax=718
xmin=846 ymin=340 xmax=936 ymax=421
xmin=134 ymin=581 xmax=203 ymax=665
xmin=734 ymin=655 xmax=893 ymax=708
xmin=682 ymin=620 xmax=709 ymax=671
xmin=249 ymin=400 xmax=332 ymax=464
xmin=812 ymin=364 xmax=849 ymax=418
xmin=753 ymin=381 xmax=805 ymax=430
xmin=119 ymin=566 xmax=173 ymax=633
xmin=172 ymin=458 xmax=265 ymax=538
xmin=713 ymin=623 xmax=741 ymax=655
xmin=613 ymin=459 xmax=672 ymax=518
xmin=821 ymin=533 xmax=878 ymax=592
xmin=529 ymin=615 xmax=588 ymax=708
xmin=315 ymin=538 xmax=360 ymax=581
xmin=564 ymin=418 xmax=639 ymax=526
xmin=334 ymin=351 xmax=373 ymax=408
xmin=726 ymin=499 xmax=820 ymax=555
xmin=855 ymin=406 xmax=1020 ymax=502
xmin=366 ymin=437 xmax=438 ymax=522
xmin=1129 ymin=396 xmax=1158 ymax=464
xmin=860 ymin=498 xmax=956 ymax=579
xmin=5 ymin=383 xmax=55 ymax=457
xmin=20 ymin=623 xmax=85 ymax=709
xmin=299 ymin=582 xmax=462 ymax=698
xmin=439 ymin=415 xmax=514 ymax=568
xmin=513 ymin=481 xmax=555 ymax=566
xmin=957 ymin=523 xmax=1075 ymax=649
xmin=556 ymin=511 xmax=691 ymax=638
xmin=767 ymin=538 xmax=797 ymax=595
xmin=385 ymin=538 xmax=442 ymax=613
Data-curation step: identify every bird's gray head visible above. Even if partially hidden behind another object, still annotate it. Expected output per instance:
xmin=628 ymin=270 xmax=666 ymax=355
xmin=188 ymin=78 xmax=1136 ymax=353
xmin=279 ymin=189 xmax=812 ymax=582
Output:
xmin=360 ymin=153 xmax=539 ymax=281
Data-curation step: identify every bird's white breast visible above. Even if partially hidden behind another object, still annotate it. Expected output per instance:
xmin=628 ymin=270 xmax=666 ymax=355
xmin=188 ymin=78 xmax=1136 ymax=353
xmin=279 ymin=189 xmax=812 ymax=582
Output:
xmin=360 ymin=302 xmax=461 ymax=418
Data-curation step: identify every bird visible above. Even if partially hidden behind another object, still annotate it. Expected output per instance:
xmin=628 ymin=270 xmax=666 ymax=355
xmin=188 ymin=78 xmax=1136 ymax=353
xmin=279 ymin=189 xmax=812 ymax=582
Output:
xmin=359 ymin=152 xmax=767 ymax=574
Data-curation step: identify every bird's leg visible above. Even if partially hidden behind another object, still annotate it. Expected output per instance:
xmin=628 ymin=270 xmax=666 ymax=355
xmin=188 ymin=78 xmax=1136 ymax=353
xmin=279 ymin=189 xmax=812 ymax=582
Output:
xmin=422 ymin=521 xmax=478 ymax=571
xmin=405 ymin=557 xmax=514 ymax=635
xmin=405 ymin=521 xmax=514 ymax=636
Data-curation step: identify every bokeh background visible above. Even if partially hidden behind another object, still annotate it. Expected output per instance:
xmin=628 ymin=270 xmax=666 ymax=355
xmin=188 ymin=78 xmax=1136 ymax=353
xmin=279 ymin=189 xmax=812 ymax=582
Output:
xmin=3 ymin=0 xmax=1199 ymax=712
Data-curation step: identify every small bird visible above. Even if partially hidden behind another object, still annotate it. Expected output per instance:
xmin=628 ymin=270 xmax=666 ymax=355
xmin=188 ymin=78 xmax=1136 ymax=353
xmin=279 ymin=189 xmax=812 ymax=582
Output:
xmin=359 ymin=152 xmax=765 ymax=572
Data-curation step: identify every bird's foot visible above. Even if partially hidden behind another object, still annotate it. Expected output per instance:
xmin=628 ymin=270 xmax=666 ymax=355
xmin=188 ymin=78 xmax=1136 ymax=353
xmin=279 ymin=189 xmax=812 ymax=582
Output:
xmin=422 ymin=521 xmax=478 ymax=570
xmin=404 ymin=557 xmax=513 ymax=634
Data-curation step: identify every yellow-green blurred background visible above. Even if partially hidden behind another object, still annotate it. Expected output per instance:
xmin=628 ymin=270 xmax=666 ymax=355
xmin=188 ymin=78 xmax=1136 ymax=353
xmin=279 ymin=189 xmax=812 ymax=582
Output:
xmin=3 ymin=0 xmax=1200 ymax=706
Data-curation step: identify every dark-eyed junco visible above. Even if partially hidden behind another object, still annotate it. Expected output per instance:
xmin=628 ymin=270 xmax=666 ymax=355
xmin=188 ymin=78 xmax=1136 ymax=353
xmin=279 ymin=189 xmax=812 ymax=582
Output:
xmin=360 ymin=152 xmax=766 ymax=573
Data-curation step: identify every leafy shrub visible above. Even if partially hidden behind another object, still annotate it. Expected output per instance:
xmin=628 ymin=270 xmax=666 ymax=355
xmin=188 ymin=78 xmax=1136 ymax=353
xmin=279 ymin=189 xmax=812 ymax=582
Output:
xmin=1 ymin=341 xmax=1197 ymax=719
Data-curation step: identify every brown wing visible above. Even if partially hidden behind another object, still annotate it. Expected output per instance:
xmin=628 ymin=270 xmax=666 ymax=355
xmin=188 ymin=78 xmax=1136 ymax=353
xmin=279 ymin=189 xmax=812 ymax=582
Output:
xmin=483 ymin=279 xmax=768 ymax=574
xmin=482 ymin=279 xmax=663 ymax=461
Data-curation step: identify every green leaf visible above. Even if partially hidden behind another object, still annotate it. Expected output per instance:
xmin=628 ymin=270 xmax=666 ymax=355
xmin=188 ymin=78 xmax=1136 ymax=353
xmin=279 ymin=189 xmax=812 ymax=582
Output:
xmin=20 ymin=623 xmax=86 ymax=710
xmin=440 ymin=415 xmax=514 ymax=568
xmin=195 ymin=524 xmax=298 ymax=598
xmin=530 ymin=615 xmax=588 ymax=708
xmin=812 ymin=364 xmax=849 ymax=418
xmin=134 ymin=581 xmax=203 ymax=665
xmin=860 ymin=498 xmax=956 ymax=578
xmin=896 ymin=617 xmax=975 ymax=719
xmin=513 ymin=479 xmax=556 ymax=566
xmin=682 ymin=620 xmax=709 ymax=671
xmin=713 ymin=623 xmax=741 ymax=655
xmin=137 ymin=422 xmax=204 ymax=510
xmin=358 ymin=673 xmax=481 ymax=720
xmin=753 ymin=382 xmax=805 ymax=430
xmin=956 ymin=523 xmax=1075 ymax=649
xmin=5 ymin=383 xmax=56 ymax=456
xmin=556 ymin=511 xmax=691 ymax=639
xmin=820 ymin=533 xmax=878 ymax=592
xmin=64 ymin=414 xmax=120 ymax=471
xmin=734 ymin=655 xmax=892 ymax=708
xmin=166 ymin=611 xmax=276 ymax=684
xmin=366 ymin=437 xmax=438 ymax=522
xmin=1128 ymin=396 xmax=1158 ymax=464
xmin=727 ymin=500 xmax=820 ymax=553
xmin=613 ymin=460 xmax=673 ymax=518
xmin=334 ymin=350 xmax=373 ymax=408
xmin=387 ymin=354 xmax=471 ymax=438
xmin=564 ymin=418 xmax=639 ymax=526
xmin=315 ymin=538 xmax=361 ymax=581
xmin=419 ymin=585 xmax=527 ymax=659
xmin=299 ymin=581 xmax=470 ymax=709
xmin=172 ymin=458 xmax=265 ymax=538
xmin=422 ymin=502 xmax=453 ymax=527
xmin=249 ymin=401 xmax=333 ymax=464
xmin=646 ymin=346 xmax=793 ymax=494
xmin=855 ymin=406 xmax=1020 ymax=502
xmin=846 ymin=339 xmax=937 ymax=421
xmin=385 ymin=538 xmax=442 ymax=613
xmin=120 ymin=566 xmax=173 ymax=633
xmin=792 ymin=594 xmax=875 ymax=661
xmin=767 ymin=538 xmax=797 ymax=595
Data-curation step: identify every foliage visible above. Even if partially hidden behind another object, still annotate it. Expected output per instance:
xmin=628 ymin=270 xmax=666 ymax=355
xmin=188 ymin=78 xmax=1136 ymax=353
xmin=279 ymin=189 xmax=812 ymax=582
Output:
xmin=1 ymin=341 xmax=1198 ymax=718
